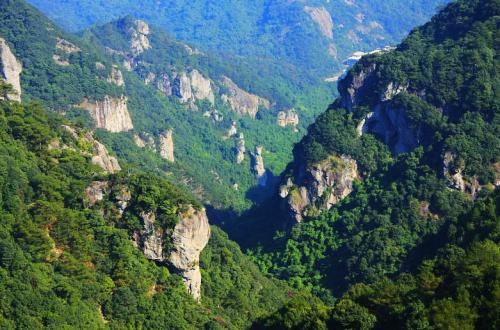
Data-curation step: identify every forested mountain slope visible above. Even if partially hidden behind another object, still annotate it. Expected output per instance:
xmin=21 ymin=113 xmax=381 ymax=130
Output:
xmin=0 ymin=0 xmax=325 ymax=211
xmin=27 ymin=0 xmax=449 ymax=79
xmin=240 ymin=0 xmax=500 ymax=327
xmin=0 ymin=84 xmax=293 ymax=328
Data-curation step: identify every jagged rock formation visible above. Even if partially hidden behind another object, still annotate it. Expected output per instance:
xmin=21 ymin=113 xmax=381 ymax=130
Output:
xmin=85 ymin=181 xmax=109 ymax=207
xmin=55 ymin=38 xmax=80 ymax=53
xmin=224 ymin=121 xmax=238 ymax=139
xmin=159 ymin=129 xmax=175 ymax=162
xmin=0 ymin=38 xmax=22 ymax=101
xmin=52 ymin=54 xmax=69 ymax=66
xmin=189 ymin=69 xmax=214 ymax=104
xmin=203 ymin=108 xmax=223 ymax=122
xmin=235 ymin=133 xmax=246 ymax=164
xmin=107 ymin=65 xmax=125 ymax=87
xmin=173 ymin=72 xmax=193 ymax=103
xmin=280 ymin=155 xmax=358 ymax=223
xmin=172 ymin=70 xmax=214 ymax=105
xmin=135 ymin=211 xmax=165 ymax=261
xmin=277 ymin=109 xmax=299 ymax=127
xmin=304 ymin=6 xmax=334 ymax=39
xmin=340 ymin=64 xmax=419 ymax=154
xmin=61 ymin=125 xmax=121 ymax=173
xmin=221 ymin=76 xmax=270 ymax=118
xmin=251 ymin=145 xmax=267 ymax=186
xmin=134 ymin=132 xmax=156 ymax=151
xmin=78 ymin=95 xmax=133 ymax=133
xmin=128 ymin=20 xmax=151 ymax=56
xmin=169 ymin=206 xmax=211 ymax=301
xmin=156 ymin=73 xmax=172 ymax=96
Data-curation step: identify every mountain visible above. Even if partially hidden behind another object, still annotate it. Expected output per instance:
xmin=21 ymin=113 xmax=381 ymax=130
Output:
xmin=0 ymin=1 xmax=300 ymax=327
xmin=0 ymin=0 xmax=331 ymax=211
xmin=27 ymin=0 xmax=449 ymax=79
xmin=235 ymin=0 xmax=499 ymax=326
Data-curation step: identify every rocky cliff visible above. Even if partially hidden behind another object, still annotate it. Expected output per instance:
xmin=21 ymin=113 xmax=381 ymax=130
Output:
xmin=304 ymin=6 xmax=334 ymax=39
xmin=251 ymin=145 xmax=268 ymax=186
xmin=221 ymin=76 xmax=270 ymax=118
xmin=169 ymin=207 xmax=211 ymax=301
xmin=280 ymin=155 xmax=358 ymax=223
xmin=128 ymin=19 xmax=151 ymax=56
xmin=0 ymin=38 xmax=22 ymax=101
xmin=86 ymin=179 xmax=211 ymax=302
xmin=107 ymin=65 xmax=125 ymax=87
xmin=159 ymin=129 xmax=175 ymax=162
xmin=235 ymin=133 xmax=246 ymax=164
xmin=173 ymin=70 xmax=214 ymax=105
xmin=340 ymin=63 xmax=419 ymax=155
xmin=78 ymin=95 xmax=134 ymax=133
xmin=61 ymin=125 xmax=121 ymax=173
xmin=277 ymin=108 xmax=299 ymax=128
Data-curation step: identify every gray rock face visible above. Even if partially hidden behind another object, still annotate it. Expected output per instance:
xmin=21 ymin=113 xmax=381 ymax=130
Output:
xmin=251 ymin=145 xmax=268 ymax=186
xmin=189 ymin=69 xmax=214 ymax=104
xmin=159 ymin=129 xmax=175 ymax=162
xmin=221 ymin=76 xmax=270 ymax=118
xmin=0 ymin=38 xmax=22 ymax=101
xmin=173 ymin=70 xmax=214 ymax=105
xmin=443 ymin=151 xmax=466 ymax=192
xmin=55 ymin=38 xmax=80 ymax=54
xmin=107 ymin=66 xmax=125 ymax=87
xmin=304 ymin=6 xmax=334 ymax=39
xmin=137 ymin=211 xmax=165 ymax=261
xmin=224 ymin=121 xmax=238 ymax=139
xmin=341 ymin=63 xmax=377 ymax=113
xmin=156 ymin=73 xmax=172 ymax=96
xmin=280 ymin=155 xmax=358 ymax=223
xmin=341 ymin=63 xmax=419 ymax=155
xmin=360 ymin=104 xmax=418 ymax=154
xmin=277 ymin=109 xmax=299 ymax=127
xmin=85 ymin=181 xmax=109 ymax=207
xmin=78 ymin=95 xmax=134 ymax=133
xmin=235 ymin=133 xmax=246 ymax=164
xmin=128 ymin=20 xmax=151 ymax=56
xmin=169 ymin=206 xmax=211 ymax=302
xmin=173 ymin=72 xmax=193 ymax=103
xmin=134 ymin=132 xmax=157 ymax=151
xmin=61 ymin=125 xmax=121 ymax=174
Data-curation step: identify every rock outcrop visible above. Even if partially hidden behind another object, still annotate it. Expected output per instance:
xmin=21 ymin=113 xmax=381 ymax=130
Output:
xmin=221 ymin=76 xmax=270 ymax=118
xmin=61 ymin=125 xmax=121 ymax=173
xmin=85 ymin=181 xmax=109 ymax=207
xmin=340 ymin=62 xmax=419 ymax=154
xmin=128 ymin=20 xmax=151 ymax=56
xmin=134 ymin=132 xmax=156 ymax=151
xmin=280 ymin=155 xmax=358 ymax=223
xmin=224 ymin=121 xmax=238 ymax=139
xmin=277 ymin=109 xmax=299 ymax=127
xmin=159 ymin=129 xmax=175 ymax=162
xmin=169 ymin=207 xmax=211 ymax=301
xmin=173 ymin=72 xmax=193 ymax=104
xmin=235 ymin=133 xmax=246 ymax=164
xmin=358 ymin=104 xmax=418 ymax=154
xmin=156 ymin=73 xmax=172 ymax=96
xmin=107 ymin=66 xmax=125 ymax=87
xmin=0 ymin=38 xmax=22 ymax=101
xmin=173 ymin=70 xmax=214 ymax=105
xmin=55 ymin=38 xmax=80 ymax=53
xmin=251 ymin=145 xmax=268 ymax=186
xmin=78 ymin=95 xmax=133 ymax=133
xmin=190 ymin=69 xmax=214 ymax=104
xmin=304 ymin=6 xmax=334 ymax=39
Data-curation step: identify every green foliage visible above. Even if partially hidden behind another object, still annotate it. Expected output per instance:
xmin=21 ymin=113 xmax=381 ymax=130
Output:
xmin=246 ymin=2 xmax=500 ymax=328
xmin=0 ymin=99 xmax=291 ymax=328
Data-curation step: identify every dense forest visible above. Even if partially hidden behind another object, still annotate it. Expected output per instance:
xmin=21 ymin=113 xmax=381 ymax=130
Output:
xmin=0 ymin=0 xmax=498 ymax=329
